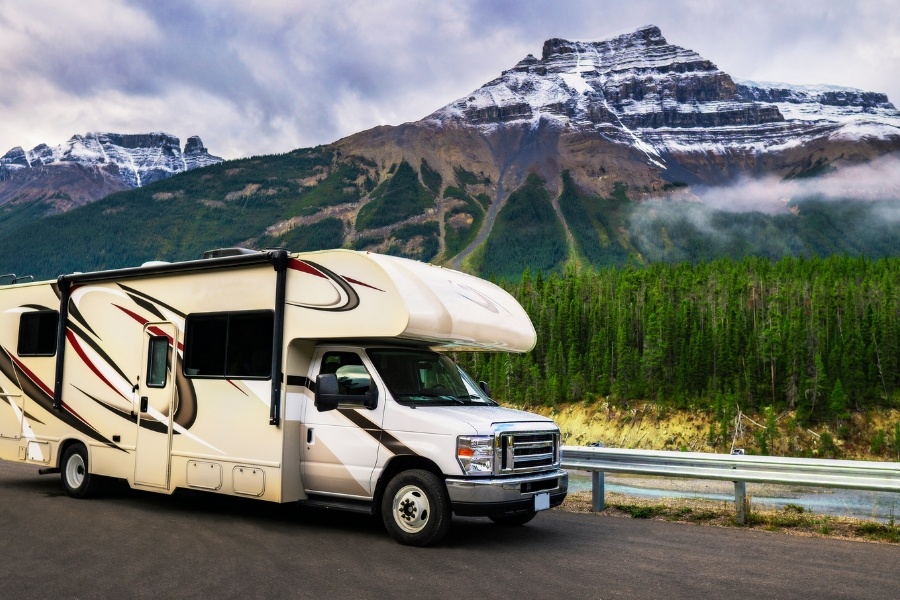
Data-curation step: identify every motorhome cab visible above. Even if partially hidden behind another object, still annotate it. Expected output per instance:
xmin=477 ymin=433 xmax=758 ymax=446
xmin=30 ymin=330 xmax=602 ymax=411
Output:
xmin=0 ymin=249 xmax=567 ymax=546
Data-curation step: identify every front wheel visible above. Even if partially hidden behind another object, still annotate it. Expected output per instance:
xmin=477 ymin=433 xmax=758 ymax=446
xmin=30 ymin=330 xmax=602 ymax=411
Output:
xmin=60 ymin=444 xmax=100 ymax=498
xmin=381 ymin=469 xmax=452 ymax=547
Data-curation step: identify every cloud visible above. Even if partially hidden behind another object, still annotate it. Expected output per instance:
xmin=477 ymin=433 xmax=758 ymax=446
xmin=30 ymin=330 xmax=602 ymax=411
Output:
xmin=626 ymin=155 xmax=900 ymax=261
xmin=0 ymin=0 xmax=898 ymax=159
xmin=693 ymin=155 xmax=900 ymax=213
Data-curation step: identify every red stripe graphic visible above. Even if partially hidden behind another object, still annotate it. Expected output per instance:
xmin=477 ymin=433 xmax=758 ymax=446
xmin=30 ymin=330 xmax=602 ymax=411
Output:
xmin=288 ymin=259 xmax=326 ymax=278
xmin=288 ymin=258 xmax=383 ymax=292
xmin=115 ymin=304 xmax=183 ymax=351
xmin=8 ymin=355 xmax=54 ymax=397
xmin=66 ymin=330 xmax=127 ymax=400
xmin=6 ymin=348 xmax=103 ymax=437
xmin=225 ymin=379 xmax=248 ymax=395
xmin=341 ymin=276 xmax=385 ymax=292
xmin=114 ymin=303 xmax=148 ymax=326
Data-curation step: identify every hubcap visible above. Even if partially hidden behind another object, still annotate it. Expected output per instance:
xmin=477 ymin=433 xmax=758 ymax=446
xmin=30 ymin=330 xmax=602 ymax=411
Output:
xmin=66 ymin=453 xmax=85 ymax=489
xmin=392 ymin=485 xmax=430 ymax=533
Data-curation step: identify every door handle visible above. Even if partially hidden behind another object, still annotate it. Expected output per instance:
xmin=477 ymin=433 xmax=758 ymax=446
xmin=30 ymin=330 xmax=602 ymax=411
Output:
xmin=140 ymin=396 xmax=149 ymax=412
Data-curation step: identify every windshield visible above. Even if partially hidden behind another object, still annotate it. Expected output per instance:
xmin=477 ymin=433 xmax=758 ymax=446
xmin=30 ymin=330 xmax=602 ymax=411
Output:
xmin=367 ymin=349 xmax=496 ymax=406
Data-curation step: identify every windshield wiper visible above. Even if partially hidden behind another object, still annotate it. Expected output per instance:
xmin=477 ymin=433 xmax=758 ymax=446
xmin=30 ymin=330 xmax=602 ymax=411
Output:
xmin=396 ymin=392 xmax=495 ymax=406
xmin=452 ymin=394 xmax=499 ymax=405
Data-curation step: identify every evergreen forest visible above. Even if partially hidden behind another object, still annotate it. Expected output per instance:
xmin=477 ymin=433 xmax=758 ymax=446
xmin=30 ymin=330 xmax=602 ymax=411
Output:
xmin=456 ymin=255 xmax=900 ymax=433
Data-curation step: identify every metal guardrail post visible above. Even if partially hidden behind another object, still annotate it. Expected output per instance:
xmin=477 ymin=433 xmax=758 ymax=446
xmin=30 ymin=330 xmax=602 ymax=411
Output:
xmin=734 ymin=481 xmax=747 ymax=524
xmin=592 ymin=471 xmax=605 ymax=512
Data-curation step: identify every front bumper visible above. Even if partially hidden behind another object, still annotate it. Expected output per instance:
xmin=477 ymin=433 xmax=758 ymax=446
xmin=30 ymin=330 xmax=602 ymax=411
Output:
xmin=445 ymin=469 xmax=568 ymax=517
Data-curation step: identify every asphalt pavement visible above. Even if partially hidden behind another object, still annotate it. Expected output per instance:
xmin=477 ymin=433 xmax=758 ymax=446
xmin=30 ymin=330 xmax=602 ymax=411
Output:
xmin=1 ymin=460 xmax=897 ymax=599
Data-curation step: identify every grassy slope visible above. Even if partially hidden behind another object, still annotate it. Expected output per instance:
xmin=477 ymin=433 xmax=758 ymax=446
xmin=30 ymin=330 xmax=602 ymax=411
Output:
xmin=356 ymin=160 xmax=435 ymax=230
xmin=474 ymin=173 xmax=569 ymax=278
xmin=441 ymin=184 xmax=485 ymax=260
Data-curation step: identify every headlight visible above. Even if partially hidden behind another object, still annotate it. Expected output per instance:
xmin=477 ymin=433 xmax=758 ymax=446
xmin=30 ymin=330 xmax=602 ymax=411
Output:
xmin=457 ymin=435 xmax=494 ymax=475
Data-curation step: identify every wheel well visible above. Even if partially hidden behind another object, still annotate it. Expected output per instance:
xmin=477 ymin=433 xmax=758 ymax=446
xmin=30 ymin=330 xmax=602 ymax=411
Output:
xmin=56 ymin=439 xmax=86 ymax=469
xmin=374 ymin=455 xmax=444 ymax=510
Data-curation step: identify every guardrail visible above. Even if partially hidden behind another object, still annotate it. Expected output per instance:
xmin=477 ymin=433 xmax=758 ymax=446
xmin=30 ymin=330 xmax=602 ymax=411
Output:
xmin=561 ymin=446 xmax=900 ymax=523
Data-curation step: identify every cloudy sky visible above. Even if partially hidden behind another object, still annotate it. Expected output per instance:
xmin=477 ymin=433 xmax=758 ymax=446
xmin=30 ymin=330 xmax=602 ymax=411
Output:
xmin=1 ymin=0 xmax=898 ymax=159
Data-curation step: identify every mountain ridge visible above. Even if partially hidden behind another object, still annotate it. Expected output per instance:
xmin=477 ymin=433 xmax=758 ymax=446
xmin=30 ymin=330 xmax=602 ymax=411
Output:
xmin=339 ymin=25 xmax=899 ymax=199
xmin=1 ymin=25 xmax=899 ymax=280
xmin=0 ymin=131 xmax=222 ymax=217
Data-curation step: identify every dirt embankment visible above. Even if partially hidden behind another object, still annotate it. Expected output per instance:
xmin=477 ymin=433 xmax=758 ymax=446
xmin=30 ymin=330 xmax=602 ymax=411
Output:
xmin=523 ymin=401 xmax=900 ymax=461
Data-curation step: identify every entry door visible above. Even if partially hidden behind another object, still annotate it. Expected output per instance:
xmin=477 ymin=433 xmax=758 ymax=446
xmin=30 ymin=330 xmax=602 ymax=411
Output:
xmin=134 ymin=323 xmax=177 ymax=487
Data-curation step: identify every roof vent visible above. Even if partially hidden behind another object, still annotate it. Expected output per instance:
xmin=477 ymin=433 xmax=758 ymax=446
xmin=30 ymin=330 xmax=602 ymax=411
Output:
xmin=202 ymin=247 xmax=261 ymax=260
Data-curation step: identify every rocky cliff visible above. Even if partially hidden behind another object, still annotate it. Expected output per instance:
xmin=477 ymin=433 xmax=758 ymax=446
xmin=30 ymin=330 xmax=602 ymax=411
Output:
xmin=0 ymin=132 xmax=222 ymax=212
xmin=337 ymin=25 xmax=900 ymax=198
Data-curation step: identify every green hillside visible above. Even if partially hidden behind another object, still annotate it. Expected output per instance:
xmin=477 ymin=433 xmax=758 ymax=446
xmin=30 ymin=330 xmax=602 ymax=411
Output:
xmin=0 ymin=147 xmax=368 ymax=278
xmin=472 ymin=173 xmax=569 ymax=278
xmin=2 ymin=145 xmax=900 ymax=282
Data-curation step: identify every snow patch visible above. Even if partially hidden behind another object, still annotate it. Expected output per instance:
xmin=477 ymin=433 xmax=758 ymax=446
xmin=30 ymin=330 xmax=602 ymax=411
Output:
xmin=1 ymin=132 xmax=223 ymax=189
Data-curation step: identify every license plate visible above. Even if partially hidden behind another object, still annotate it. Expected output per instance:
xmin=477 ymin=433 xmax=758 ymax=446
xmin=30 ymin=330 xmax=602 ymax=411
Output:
xmin=534 ymin=492 xmax=550 ymax=511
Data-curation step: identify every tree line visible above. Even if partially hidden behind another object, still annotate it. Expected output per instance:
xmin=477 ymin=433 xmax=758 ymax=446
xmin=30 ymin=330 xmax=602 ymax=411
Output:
xmin=458 ymin=255 xmax=900 ymax=424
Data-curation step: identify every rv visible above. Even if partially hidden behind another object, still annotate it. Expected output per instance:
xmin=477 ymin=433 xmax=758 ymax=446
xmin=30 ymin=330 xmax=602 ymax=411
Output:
xmin=0 ymin=249 xmax=567 ymax=546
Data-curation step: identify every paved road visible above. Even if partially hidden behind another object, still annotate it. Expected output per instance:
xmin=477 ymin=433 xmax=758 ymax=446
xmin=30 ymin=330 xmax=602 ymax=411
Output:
xmin=1 ymin=460 xmax=897 ymax=599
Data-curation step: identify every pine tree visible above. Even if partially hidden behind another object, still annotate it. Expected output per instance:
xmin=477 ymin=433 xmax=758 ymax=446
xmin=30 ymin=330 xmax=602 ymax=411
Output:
xmin=829 ymin=379 xmax=849 ymax=422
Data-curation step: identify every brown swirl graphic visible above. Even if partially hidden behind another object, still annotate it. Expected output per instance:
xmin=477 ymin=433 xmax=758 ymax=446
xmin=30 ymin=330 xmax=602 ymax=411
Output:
xmin=0 ymin=345 xmax=120 ymax=448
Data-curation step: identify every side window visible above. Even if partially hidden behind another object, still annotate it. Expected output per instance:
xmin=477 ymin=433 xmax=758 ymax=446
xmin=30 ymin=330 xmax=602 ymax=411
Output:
xmin=183 ymin=311 xmax=274 ymax=379
xmin=17 ymin=311 xmax=59 ymax=357
xmin=320 ymin=351 xmax=372 ymax=395
xmin=146 ymin=336 xmax=169 ymax=388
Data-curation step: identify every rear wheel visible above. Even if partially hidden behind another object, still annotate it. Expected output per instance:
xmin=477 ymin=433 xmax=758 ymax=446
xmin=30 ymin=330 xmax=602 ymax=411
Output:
xmin=381 ymin=469 xmax=451 ymax=547
xmin=489 ymin=510 xmax=537 ymax=526
xmin=60 ymin=444 xmax=100 ymax=499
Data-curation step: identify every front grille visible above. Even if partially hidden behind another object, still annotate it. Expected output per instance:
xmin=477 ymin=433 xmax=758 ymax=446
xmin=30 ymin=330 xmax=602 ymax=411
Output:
xmin=497 ymin=431 xmax=559 ymax=474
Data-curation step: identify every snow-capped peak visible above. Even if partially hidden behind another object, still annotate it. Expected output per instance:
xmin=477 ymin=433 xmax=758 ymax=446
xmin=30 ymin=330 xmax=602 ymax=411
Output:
xmin=1 ymin=132 xmax=222 ymax=188
xmin=425 ymin=25 xmax=900 ymax=163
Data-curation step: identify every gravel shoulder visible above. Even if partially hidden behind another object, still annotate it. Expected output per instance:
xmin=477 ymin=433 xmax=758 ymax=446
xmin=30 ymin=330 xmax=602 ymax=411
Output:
xmin=557 ymin=488 xmax=900 ymax=545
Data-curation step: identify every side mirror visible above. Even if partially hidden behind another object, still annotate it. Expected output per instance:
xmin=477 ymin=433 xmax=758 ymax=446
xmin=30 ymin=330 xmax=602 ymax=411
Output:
xmin=315 ymin=373 xmax=379 ymax=412
xmin=479 ymin=381 xmax=491 ymax=397
xmin=365 ymin=378 xmax=379 ymax=410
xmin=315 ymin=374 xmax=341 ymax=412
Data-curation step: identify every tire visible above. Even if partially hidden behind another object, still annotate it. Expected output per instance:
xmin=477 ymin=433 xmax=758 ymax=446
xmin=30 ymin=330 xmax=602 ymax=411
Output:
xmin=381 ymin=469 xmax=452 ymax=547
xmin=60 ymin=444 xmax=100 ymax=499
xmin=489 ymin=510 xmax=537 ymax=526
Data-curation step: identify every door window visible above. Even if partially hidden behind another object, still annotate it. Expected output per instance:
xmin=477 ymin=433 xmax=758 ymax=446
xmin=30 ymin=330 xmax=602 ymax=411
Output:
xmin=146 ymin=336 xmax=169 ymax=388
xmin=320 ymin=351 xmax=372 ymax=395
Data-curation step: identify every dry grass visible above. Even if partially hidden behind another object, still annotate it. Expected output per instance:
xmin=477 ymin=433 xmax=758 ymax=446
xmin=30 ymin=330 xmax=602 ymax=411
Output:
xmin=543 ymin=402 xmax=715 ymax=451
xmin=524 ymin=401 xmax=900 ymax=460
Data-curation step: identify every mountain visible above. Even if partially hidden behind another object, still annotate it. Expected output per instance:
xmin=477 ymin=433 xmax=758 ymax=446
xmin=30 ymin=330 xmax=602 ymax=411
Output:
xmin=1 ymin=26 xmax=899 ymax=281
xmin=338 ymin=25 xmax=900 ymax=196
xmin=0 ymin=132 xmax=222 ymax=222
